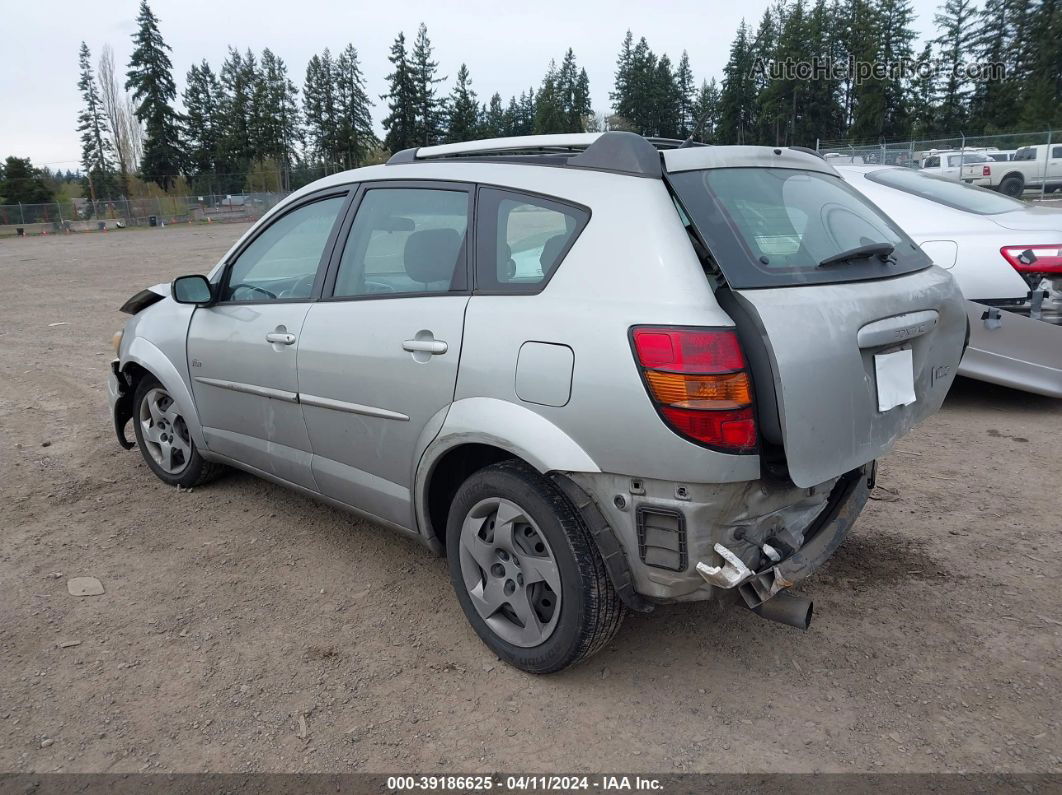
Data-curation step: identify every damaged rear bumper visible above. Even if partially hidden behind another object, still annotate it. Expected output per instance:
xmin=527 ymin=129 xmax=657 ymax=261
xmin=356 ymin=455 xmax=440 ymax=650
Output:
xmin=732 ymin=464 xmax=872 ymax=609
xmin=568 ymin=462 xmax=874 ymax=606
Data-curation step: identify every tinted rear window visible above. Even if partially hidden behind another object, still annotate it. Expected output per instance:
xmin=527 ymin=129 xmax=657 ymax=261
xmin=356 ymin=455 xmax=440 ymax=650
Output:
xmin=669 ymin=168 xmax=929 ymax=288
xmin=866 ymin=167 xmax=1026 ymax=215
xmin=947 ymin=152 xmax=990 ymax=166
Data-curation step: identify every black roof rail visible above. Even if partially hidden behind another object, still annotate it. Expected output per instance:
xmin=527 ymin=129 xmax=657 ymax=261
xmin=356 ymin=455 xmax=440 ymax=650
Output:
xmin=568 ymin=132 xmax=662 ymax=178
xmin=387 ymin=147 xmax=418 ymax=164
xmin=788 ymin=145 xmax=826 ymax=160
xmin=383 ymin=132 xmax=706 ymax=178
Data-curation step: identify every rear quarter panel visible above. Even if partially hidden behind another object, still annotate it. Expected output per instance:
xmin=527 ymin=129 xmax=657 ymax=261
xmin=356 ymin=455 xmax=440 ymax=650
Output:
xmin=426 ymin=164 xmax=763 ymax=484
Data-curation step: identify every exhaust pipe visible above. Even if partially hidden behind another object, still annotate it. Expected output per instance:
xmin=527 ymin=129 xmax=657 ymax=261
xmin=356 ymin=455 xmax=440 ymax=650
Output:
xmin=750 ymin=590 xmax=813 ymax=630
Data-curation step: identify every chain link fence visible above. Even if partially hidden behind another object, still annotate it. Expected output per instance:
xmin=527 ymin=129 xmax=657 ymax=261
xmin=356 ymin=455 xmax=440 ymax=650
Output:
xmin=0 ymin=191 xmax=291 ymax=237
xmin=816 ymin=129 xmax=1059 ymax=199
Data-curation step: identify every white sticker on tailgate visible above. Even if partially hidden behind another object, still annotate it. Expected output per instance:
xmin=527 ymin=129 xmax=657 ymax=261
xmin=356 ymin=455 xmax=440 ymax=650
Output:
xmin=874 ymin=349 xmax=916 ymax=412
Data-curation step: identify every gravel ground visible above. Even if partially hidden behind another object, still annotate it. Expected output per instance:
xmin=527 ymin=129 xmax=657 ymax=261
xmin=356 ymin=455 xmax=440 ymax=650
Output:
xmin=1 ymin=223 xmax=1060 ymax=774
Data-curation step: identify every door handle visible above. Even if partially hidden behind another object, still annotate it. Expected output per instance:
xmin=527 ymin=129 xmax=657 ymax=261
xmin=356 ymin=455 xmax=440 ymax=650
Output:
xmin=266 ymin=332 xmax=296 ymax=345
xmin=402 ymin=339 xmax=447 ymax=355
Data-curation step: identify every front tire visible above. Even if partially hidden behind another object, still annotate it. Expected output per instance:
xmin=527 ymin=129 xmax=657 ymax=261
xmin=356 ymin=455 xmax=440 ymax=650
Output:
xmin=446 ymin=461 xmax=625 ymax=674
xmin=132 ymin=375 xmax=222 ymax=488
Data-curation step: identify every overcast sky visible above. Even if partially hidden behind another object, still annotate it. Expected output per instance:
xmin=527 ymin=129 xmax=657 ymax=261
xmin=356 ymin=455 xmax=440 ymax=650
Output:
xmin=0 ymin=0 xmax=943 ymax=171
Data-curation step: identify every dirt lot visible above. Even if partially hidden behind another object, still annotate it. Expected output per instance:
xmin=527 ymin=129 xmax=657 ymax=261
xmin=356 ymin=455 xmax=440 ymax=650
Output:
xmin=1 ymin=224 xmax=1060 ymax=775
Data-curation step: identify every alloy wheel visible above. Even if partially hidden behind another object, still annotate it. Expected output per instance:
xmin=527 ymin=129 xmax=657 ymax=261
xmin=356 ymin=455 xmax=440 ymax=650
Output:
xmin=138 ymin=387 xmax=192 ymax=475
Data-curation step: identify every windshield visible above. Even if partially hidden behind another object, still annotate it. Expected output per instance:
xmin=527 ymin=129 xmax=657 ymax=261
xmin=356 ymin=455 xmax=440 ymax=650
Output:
xmin=866 ymin=167 xmax=1026 ymax=215
xmin=668 ymin=167 xmax=929 ymax=288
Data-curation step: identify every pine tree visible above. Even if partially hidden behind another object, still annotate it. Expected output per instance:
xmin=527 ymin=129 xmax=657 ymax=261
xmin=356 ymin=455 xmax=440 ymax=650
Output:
xmin=125 ymin=0 xmax=183 ymax=189
xmin=481 ymin=92 xmax=506 ymax=137
xmin=651 ymin=54 xmax=682 ymax=138
xmin=0 ymin=157 xmax=56 ymax=204
xmin=574 ymin=68 xmax=592 ymax=131
xmin=446 ymin=63 xmax=480 ymax=142
xmin=804 ymin=0 xmax=846 ymax=143
xmin=909 ymin=41 xmax=940 ymax=139
xmin=970 ymin=0 xmax=1017 ymax=131
xmin=182 ymin=60 xmax=222 ymax=183
xmin=304 ymin=50 xmax=340 ymax=167
xmin=380 ymin=32 xmax=418 ymax=152
xmin=933 ymin=0 xmax=978 ymax=133
xmin=252 ymin=49 xmax=301 ymax=176
xmin=675 ymin=51 xmax=696 ymax=137
xmin=627 ymin=37 xmax=658 ymax=134
xmin=334 ymin=44 xmax=377 ymax=168
xmin=873 ymin=0 xmax=917 ymax=139
xmin=217 ymin=48 xmax=258 ymax=184
xmin=719 ymin=21 xmax=758 ymax=143
xmin=749 ymin=6 xmax=779 ymax=143
xmin=610 ymin=31 xmax=636 ymax=128
xmin=836 ymin=0 xmax=881 ymax=134
xmin=503 ymin=95 xmax=521 ymax=135
xmin=77 ymin=41 xmax=118 ymax=201
xmin=691 ymin=79 xmax=721 ymax=142
xmin=1019 ymin=0 xmax=1062 ymax=128
xmin=533 ymin=61 xmax=567 ymax=133
xmin=411 ymin=23 xmax=447 ymax=145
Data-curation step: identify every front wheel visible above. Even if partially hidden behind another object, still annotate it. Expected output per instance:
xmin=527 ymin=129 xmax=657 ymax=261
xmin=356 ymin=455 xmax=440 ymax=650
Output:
xmin=446 ymin=461 xmax=625 ymax=673
xmin=132 ymin=375 xmax=223 ymax=488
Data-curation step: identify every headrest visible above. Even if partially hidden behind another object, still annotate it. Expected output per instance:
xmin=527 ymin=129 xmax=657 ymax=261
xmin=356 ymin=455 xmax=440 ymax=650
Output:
xmin=404 ymin=228 xmax=462 ymax=284
xmin=539 ymin=234 xmax=569 ymax=270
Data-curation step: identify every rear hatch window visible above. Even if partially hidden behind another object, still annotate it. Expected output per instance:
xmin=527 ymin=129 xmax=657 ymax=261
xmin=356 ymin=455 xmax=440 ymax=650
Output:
xmin=668 ymin=167 xmax=930 ymax=289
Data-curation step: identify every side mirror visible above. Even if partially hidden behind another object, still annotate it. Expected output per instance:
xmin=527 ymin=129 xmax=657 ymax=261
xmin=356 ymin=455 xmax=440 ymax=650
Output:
xmin=171 ymin=274 xmax=214 ymax=305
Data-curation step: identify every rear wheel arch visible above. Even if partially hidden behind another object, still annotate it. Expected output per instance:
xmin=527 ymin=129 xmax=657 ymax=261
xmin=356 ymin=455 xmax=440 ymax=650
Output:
xmin=423 ymin=442 xmax=519 ymax=547
xmin=999 ymin=172 xmax=1025 ymax=196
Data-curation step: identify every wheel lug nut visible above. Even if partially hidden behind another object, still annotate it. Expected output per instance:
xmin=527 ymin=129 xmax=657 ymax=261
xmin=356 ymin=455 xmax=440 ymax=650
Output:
xmin=517 ymin=574 xmax=524 ymax=586
xmin=491 ymin=563 xmax=505 ymax=578
xmin=497 ymin=550 xmax=509 ymax=561
xmin=504 ymin=579 xmax=516 ymax=596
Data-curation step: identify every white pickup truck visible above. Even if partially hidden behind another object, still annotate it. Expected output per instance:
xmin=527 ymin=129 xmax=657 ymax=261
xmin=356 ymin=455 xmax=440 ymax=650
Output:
xmin=987 ymin=144 xmax=1062 ymax=196
xmin=919 ymin=150 xmax=995 ymax=187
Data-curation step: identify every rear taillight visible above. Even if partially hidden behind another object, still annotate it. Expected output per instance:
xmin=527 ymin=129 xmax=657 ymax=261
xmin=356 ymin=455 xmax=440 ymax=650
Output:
xmin=1000 ymin=245 xmax=1062 ymax=274
xmin=983 ymin=165 xmax=991 ymax=176
xmin=631 ymin=327 xmax=757 ymax=453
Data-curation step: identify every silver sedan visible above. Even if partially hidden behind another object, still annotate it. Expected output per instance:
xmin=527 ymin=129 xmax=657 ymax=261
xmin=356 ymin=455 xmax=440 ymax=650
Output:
xmin=839 ymin=165 xmax=1062 ymax=398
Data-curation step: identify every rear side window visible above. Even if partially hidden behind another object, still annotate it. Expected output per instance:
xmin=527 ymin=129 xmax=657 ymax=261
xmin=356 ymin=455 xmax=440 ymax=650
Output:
xmin=669 ymin=168 xmax=929 ymax=288
xmin=1015 ymin=148 xmax=1036 ymax=161
xmin=1053 ymin=146 xmax=1062 ymax=158
xmin=866 ymin=167 xmax=1026 ymax=214
xmin=475 ymin=188 xmax=588 ymax=293
xmin=922 ymin=156 xmax=939 ymax=168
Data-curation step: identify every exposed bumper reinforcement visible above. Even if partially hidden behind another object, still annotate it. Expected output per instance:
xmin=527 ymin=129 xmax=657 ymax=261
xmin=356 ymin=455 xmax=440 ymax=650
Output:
xmin=109 ymin=359 xmax=135 ymax=450
xmin=738 ymin=463 xmax=873 ymax=610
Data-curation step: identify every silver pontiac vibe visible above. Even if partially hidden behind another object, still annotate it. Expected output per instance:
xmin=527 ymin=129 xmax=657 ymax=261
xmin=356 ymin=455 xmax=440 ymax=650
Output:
xmin=108 ymin=133 xmax=967 ymax=673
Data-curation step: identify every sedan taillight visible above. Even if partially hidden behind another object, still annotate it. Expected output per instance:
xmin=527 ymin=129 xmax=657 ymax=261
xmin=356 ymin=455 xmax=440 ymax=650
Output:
xmin=1000 ymin=245 xmax=1062 ymax=275
xmin=630 ymin=327 xmax=757 ymax=453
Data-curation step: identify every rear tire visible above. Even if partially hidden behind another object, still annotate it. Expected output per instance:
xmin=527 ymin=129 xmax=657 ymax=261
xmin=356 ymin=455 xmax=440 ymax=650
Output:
xmin=445 ymin=460 xmax=626 ymax=674
xmin=132 ymin=375 xmax=223 ymax=488
xmin=999 ymin=175 xmax=1025 ymax=197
